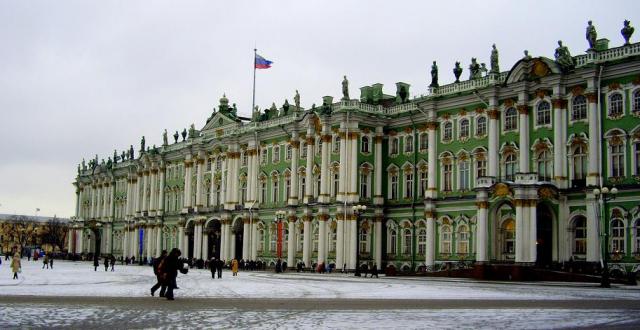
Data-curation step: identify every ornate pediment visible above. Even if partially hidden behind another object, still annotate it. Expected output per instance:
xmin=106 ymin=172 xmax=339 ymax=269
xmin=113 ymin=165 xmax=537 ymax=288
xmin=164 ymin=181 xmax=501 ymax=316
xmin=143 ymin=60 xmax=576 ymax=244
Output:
xmin=201 ymin=111 xmax=240 ymax=132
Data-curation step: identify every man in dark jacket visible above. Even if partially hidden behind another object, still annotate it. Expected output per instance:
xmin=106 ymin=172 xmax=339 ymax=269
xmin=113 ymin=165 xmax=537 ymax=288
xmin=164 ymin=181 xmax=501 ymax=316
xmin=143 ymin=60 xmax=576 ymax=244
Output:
xmin=151 ymin=250 xmax=168 ymax=297
xmin=163 ymin=248 xmax=187 ymax=300
xmin=209 ymin=257 xmax=217 ymax=279
xmin=216 ymin=258 xmax=223 ymax=278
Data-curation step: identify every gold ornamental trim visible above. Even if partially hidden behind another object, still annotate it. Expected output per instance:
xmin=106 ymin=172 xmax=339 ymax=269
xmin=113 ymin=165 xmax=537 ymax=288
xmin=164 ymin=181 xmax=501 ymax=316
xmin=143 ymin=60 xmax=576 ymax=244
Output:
xmin=517 ymin=105 xmax=529 ymax=115
xmin=475 ymin=201 xmax=489 ymax=209
xmin=487 ymin=109 xmax=500 ymax=119
xmin=552 ymin=99 xmax=567 ymax=109
xmin=585 ymin=93 xmax=597 ymax=103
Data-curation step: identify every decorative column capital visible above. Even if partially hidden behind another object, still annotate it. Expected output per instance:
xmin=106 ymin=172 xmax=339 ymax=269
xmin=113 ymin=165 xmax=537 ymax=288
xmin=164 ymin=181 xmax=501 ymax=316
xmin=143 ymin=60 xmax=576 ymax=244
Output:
xmin=585 ymin=92 xmax=597 ymax=103
xmin=426 ymin=122 xmax=439 ymax=130
xmin=487 ymin=109 xmax=500 ymax=120
xmin=516 ymin=105 xmax=529 ymax=115
xmin=552 ymin=99 xmax=568 ymax=109
xmin=475 ymin=201 xmax=489 ymax=209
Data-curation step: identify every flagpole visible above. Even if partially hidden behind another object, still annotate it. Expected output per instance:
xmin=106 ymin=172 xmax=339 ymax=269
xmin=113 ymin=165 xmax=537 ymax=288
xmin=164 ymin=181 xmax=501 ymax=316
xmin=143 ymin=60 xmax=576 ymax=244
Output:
xmin=252 ymin=48 xmax=257 ymax=116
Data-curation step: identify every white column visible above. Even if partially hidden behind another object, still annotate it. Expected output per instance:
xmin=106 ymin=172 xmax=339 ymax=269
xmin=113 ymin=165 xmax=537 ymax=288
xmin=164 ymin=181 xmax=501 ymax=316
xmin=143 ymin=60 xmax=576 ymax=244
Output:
xmin=349 ymin=132 xmax=358 ymax=203
xmin=374 ymin=129 xmax=383 ymax=204
xmin=488 ymin=106 xmax=499 ymax=178
xmin=202 ymin=229 xmax=209 ymax=260
xmin=225 ymin=222 xmax=233 ymax=261
xmin=339 ymin=130 xmax=347 ymax=202
xmin=515 ymin=200 xmax=525 ymax=263
xmin=135 ymin=176 xmax=142 ymax=215
xmin=426 ymin=123 xmax=438 ymax=198
xmin=336 ymin=215 xmax=344 ymax=269
xmin=220 ymin=158 xmax=227 ymax=206
xmin=318 ymin=217 xmax=327 ymax=264
xmin=242 ymin=219 xmax=250 ymax=260
xmin=178 ymin=226 xmax=185 ymax=254
xmin=156 ymin=224 xmax=162 ymax=257
xmin=528 ymin=200 xmax=537 ymax=263
xmin=142 ymin=172 xmax=149 ymax=213
xmin=78 ymin=229 xmax=84 ymax=254
xmin=374 ymin=217 xmax=382 ymax=269
xmin=251 ymin=221 xmax=258 ymax=260
xmin=349 ymin=218 xmax=357 ymax=270
xmin=553 ymin=99 xmax=567 ymax=188
xmin=158 ymin=169 xmax=165 ymax=214
xmin=289 ymin=136 xmax=300 ymax=205
xmin=195 ymin=159 xmax=204 ymax=207
xmin=302 ymin=217 xmax=311 ymax=267
xmin=426 ymin=216 xmax=435 ymax=266
xmin=287 ymin=219 xmax=296 ymax=268
xmin=586 ymin=195 xmax=600 ymax=262
xmin=149 ymin=170 xmax=157 ymax=213
xmin=304 ymin=135 xmax=315 ymax=203
xmin=586 ymin=93 xmax=600 ymax=186
xmin=320 ymin=130 xmax=330 ymax=203
xmin=518 ymin=105 xmax=530 ymax=173
xmin=476 ymin=203 xmax=489 ymax=262
xmin=78 ymin=187 xmax=84 ymax=219
xmin=183 ymin=161 xmax=193 ymax=209
xmin=90 ymin=185 xmax=96 ymax=218
xmin=109 ymin=184 xmax=115 ymax=219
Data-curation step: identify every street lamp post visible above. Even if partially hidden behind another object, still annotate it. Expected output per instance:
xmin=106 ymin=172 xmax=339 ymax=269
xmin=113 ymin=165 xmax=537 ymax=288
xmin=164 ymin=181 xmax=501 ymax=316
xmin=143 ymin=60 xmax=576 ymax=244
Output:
xmin=275 ymin=210 xmax=286 ymax=260
xmin=593 ymin=186 xmax=618 ymax=288
xmin=352 ymin=204 xmax=367 ymax=277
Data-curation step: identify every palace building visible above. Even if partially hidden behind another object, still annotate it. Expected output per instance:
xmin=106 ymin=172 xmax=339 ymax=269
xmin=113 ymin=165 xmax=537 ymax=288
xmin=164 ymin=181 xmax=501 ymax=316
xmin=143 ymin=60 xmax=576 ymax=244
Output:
xmin=71 ymin=23 xmax=640 ymax=276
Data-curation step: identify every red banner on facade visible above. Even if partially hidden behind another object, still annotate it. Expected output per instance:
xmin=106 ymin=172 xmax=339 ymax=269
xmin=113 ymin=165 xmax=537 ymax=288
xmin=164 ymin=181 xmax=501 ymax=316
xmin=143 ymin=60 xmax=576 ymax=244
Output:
xmin=276 ymin=221 xmax=283 ymax=258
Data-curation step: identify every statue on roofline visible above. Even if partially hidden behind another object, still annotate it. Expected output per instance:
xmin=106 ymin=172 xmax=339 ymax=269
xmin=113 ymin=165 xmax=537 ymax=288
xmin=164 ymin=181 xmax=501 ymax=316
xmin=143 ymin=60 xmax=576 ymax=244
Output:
xmin=130 ymin=145 xmax=135 ymax=159
xmin=469 ymin=58 xmax=481 ymax=80
xmin=490 ymin=44 xmax=499 ymax=73
xmin=163 ymin=129 xmax=168 ymax=146
xmin=294 ymin=90 xmax=300 ymax=110
xmin=586 ymin=20 xmax=597 ymax=50
xmin=453 ymin=62 xmax=462 ymax=83
xmin=181 ymin=128 xmax=187 ymax=141
xmin=622 ymin=20 xmax=635 ymax=45
xmin=480 ymin=63 xmax=488 ymax=77
xmin=173 ymin=131 xmax=179 ymax=143
xmin=81 ymin=158 xmax=86 ymax=170
xmin=342 ymin=75 xmax=349 ymax=100
xmin=121 ymin=151 xmax=126 ymax=162
xmin=554 ymin=40 xmax=575 ymax=72
xmin=140 ymin=136 xmax=145 ymax=153
xmin=429 ymin=61 xmax=438 ymax=88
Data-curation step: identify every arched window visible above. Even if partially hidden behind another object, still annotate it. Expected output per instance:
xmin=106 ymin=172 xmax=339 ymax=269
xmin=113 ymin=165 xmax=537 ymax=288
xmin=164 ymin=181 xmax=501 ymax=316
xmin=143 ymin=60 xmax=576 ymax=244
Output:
xmin=312 ymin=225 xmax=319 ymax=252
xmin=286 ymin=145 xmax=292 ymax=160
xmin=359 ymin=228 xmax=369 ymax=253
xmin=456 ymin=225 xmax=469 ymax=254
xmin=273 ymin=146 xmax=280 ymax=163
xmin=611 ymin=143 xmax=625 ymax=177
xmin=299 ymin=176 xmax=306 ymax=199
xmin=405 ymin=135 xmax=414 ymax=153
xmin=404 ymin=170 xmax=414 ymax=198
xmin=419 ymin=168 xmax=428 ymax=198
xmin=633 ymin=90 xmax=640 ymax=114
xmin=536 ymin=101 xmax=551 ymax=125
xmin=296 ymin=226 xmax=304 ymax=252
xmin=573 ymin=216 xmax=587 ymax=254
xmin=390 ymin=137 xmax=399 ymax=155
xmin=572 ymin=95 xmax=587 ymax=120
xmin=361 ymin=136 xmax=370 ymax=153
xmin=402 ymin=228 xmax=412 ymax=255
xmin=611 ymin=218 xmax=625 ymax=253
xmin=502 ymin=219 xmax=515 ymax=254
xmin=476 ymin=116 xmax=487 ymax=136
xmin=270 ymin=226 xmax=277 ymax=252
xmin=609 ymin=93 xmax=623 ymax=117
xmin=360 ymin=165 xmax=371 ymax=199
xmin=271 ymin=176 xmax=279 ymax=203
xmin=505 ymin=153 xmax=517 ymax=181
xmin=333 ymin=136 xmax=340 ymax=153
xmin=443 ymin=122 xmax=453 ymax=141
xmin=634 ymin=219 xmax=640 ymax=253
xmin=459 ymin=160 xmax=470 ymax=190
xmin=389 ymin=172 xmax=399 ymax=200
xmin=573 ymin=144 xmax=588 ymax=183
xmin=537 ymin=150 xmax=552 ymax=182
xmin=417 ymin=228 xmax=427 ymax=255
xmin=388 ymin=227 xmax=397 ymax=254
xmin=329 ymin=224 xmax=337 ymax=252
xmin=460 ymin=119 xmax=470 ymax=138
xmin=257 ymin=228 xmax=265 ymax=252
xmin=419 ymin=133 xmax=428 ymax=152
xmin=443 ymin=161 xmax=453 ymax=192
xmin=301 ymin=142 xmax=307 ymax=158
xmin=332 ymin=171 xmax=339 ymax=198
xmin=505 ymin=107 xmax=517 ymax=131
xmin=440 ymin=225 xmax=451 ymax=254
xmin=285 ymin=176 xmax=291 ymax=200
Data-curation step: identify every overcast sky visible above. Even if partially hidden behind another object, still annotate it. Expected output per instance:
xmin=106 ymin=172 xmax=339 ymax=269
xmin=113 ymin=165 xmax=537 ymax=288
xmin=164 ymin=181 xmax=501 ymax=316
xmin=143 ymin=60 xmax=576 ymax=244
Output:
xmin=1 ymin=0 xmax=638 ymax=218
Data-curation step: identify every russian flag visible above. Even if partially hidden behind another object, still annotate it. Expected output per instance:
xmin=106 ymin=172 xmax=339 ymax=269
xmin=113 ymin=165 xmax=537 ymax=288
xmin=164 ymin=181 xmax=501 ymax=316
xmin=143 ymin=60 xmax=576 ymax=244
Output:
xmin=255 ymin=54 xmax=273 ymax=69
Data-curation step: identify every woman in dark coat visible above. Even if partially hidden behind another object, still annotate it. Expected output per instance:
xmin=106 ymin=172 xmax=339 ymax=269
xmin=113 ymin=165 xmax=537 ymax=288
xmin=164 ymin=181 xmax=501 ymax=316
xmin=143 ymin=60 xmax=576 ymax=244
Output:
xmin=163 ymin=248 xmax=187 ymax=300
xmin=151 ymin=250 xmax=168 ymax=297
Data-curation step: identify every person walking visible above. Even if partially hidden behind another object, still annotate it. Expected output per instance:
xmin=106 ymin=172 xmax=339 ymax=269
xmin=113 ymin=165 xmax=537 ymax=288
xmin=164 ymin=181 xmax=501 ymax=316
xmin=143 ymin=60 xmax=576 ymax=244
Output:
xmin=370 ymin=263 xmax=379 ymax=278
xmin=163 ymin=248 xmax=188 ymax=301
xmin=151 ymin=250 xmax=168 ymax=297
xmin=231 ymin=258 xmax=239 ymax=276
xmin=93 ymin=257 xmax=99 ymax=271
xmin=104 ymin=256 xmax=110 ymax=272
xmin=49 ymin=256 xmax=54 ymax=269
xmin=216 ymin=259 xmax=223 ymax=279
xmin=209 ymin=257 xmax=217 ymax=279
xmin=110 ymin=255 xmax=116 ymax=271
xmin=42 ymin=254 xmax=49 ymax=269
xmin=11 ymin=253 xmax=21 ymax=280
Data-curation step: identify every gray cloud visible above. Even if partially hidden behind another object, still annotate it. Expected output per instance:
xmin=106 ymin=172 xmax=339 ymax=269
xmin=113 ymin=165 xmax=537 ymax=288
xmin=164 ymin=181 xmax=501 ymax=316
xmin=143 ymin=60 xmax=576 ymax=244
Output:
xmin=0 ymin=0 xmax=638 ymax=216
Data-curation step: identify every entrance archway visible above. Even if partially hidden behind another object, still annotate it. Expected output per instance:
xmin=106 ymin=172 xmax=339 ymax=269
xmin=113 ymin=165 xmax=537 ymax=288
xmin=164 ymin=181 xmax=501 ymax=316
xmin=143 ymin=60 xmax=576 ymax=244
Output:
xmin=232 ymin=218 xmax=244 ymax=260
xmin=536 ymin=203 xmax=554 ymax=266
xmin=205 ymin=219 xmax=222 ymax=260
xmin=185 ymin=221 xmax=195 ymax=259
xmin=491 ymin=201 xmax=516 ymax=262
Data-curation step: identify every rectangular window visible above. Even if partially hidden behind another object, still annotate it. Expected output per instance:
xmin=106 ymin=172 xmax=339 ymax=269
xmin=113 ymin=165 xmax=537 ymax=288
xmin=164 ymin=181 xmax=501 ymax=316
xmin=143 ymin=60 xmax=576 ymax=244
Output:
xmin=419 ymin=133 xmax=428 ymax=152
xmin=459 ymin=161 xmax=469 ymax=190
xmin=260 ymin=182 xmax=267 ymax=203
xmin=391 ymin=175 xmax=398 ymax=200
xmin=419 ymin=171 xmax=428 ymax=197
xmin=443 ymin=164 xmax=452 ymax=191
xmin=301 ymin=143 xmax=307 ymax=158
xmin=272 ymin=179 xmax=279 ymax=203
xmin=405 ymin=136 xmax=414 ymax=153
xmin=476 ymin=159 xmax=487 ymax=178
xmin=360 ymin=173 xmax=369 ymax=198
xmin=611 ymin=144 xmax=625 ymax=177
xmin=405 ymin=173 xmax=413 ymax=198
xmin=273 ymin=146 xmax=280 ymax=163
xmin=635 ymin=143 xmax=640 ymax=175
xmin=390 ymin=138 xmax=399 ymax=155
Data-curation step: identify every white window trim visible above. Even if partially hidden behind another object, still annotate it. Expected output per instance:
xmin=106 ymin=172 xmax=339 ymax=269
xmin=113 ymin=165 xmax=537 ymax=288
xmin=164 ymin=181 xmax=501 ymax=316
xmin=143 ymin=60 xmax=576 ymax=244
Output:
xmin=502 ymin=106 xmax=518 ymax=134
xmin=458 ymin=116 xmax=471 ymax=140
xmin=569 ymin=94 xmax=589 ymax=124
xmin=441 ymin=121 xmax=454 ymax=143
xmin=606 ymin=89 xmax=626 ymax=119
xmin=533 ymin=98 xmax=553 ymax=130
xmin=475 ymin=115 xmax=488 ymax=138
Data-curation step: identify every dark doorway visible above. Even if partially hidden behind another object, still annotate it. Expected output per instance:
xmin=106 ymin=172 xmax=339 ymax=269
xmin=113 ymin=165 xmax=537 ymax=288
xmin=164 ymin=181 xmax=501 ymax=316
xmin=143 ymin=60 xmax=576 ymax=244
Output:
xmin=536 ymin=204 xmax=553 ymax=266
xmin=206 ymin=220 xmax=222 ymax=260
xmin=186 ymin=225 xmax=194 ymax=259
xmin=232 ymin=220 xmax=243 ymax=260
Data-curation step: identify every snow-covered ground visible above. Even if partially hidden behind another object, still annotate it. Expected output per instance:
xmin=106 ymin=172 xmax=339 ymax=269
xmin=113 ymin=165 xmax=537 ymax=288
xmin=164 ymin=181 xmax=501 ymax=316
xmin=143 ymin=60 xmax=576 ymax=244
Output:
xmin=1 ymin=259 xmax=639 ymax=300
xmin=2 ymin=260 xmax=640 ymax=329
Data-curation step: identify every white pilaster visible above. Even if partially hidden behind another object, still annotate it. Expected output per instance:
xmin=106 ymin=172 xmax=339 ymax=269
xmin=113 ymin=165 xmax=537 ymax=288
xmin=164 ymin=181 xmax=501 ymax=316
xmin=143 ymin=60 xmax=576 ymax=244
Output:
xmin=302 ymin=217 xmax=311 ymax=267
xmin=287 ymin=219 xmax=296 ymax=268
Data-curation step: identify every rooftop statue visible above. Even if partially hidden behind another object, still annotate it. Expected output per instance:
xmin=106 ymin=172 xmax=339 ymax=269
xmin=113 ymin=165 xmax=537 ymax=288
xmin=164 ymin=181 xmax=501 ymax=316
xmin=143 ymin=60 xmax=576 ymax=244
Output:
xmin=181 ymin=128 xmax=187 ymax=141
xmin=173 ymin=131 xmax=179 ymax=143
xmin=622 ymin=20 xmax=635 ymax=45
xmin=586 ymin=20 xmax=597 ymax=50
xmin=106 ymin=157 xmax=112 ymax=169
xmin=342 ymin=75 xmax=349 ymax=100
xmin=282 ymin=99 xmax=290 ymax=115
xmin=523 ymin=50 xmax=532 ymax=60
xmin=188 ymin=124 xmax=196 ymax=139
xmin=294 ymin=90 xmax=300 ymax=110
xmin=140 ymin=136 xmax=145 ymax=153
xmin=453 ymin=62 xmax=463 ymax=83
xmin=82 ymin=158 xmax=86 ymax=170
xmin=554 ymin=40 xmax=575 ymax=72
xmin=113 ymin=150 xmax=118 ymax=164
xmin=480 ymin=63 xmax=488 ymax=77
xmin=490 ymin=44 xmax=499 ymax=73
xmin=469 ymin=58 xmax=481 ymax=80
xmin=121 ymin=151 xmax=126 ymax=162
xmin=429 ymin=61 xmax=438 ymax=87
xmin=77 ymin=163 xmax=80 ymax=174
xmin=130 ymin=145 xmax=135 ymax=159
xmin=163 ymin=129 xmax=168 ymax=146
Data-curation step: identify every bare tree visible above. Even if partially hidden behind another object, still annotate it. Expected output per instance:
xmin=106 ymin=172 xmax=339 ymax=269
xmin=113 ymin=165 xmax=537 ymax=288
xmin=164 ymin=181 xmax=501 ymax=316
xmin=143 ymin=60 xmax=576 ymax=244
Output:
xmin=7 ymin=215 xmax=35 ymax=247
xmin=41 ymin=216 xmax=68 ymax=252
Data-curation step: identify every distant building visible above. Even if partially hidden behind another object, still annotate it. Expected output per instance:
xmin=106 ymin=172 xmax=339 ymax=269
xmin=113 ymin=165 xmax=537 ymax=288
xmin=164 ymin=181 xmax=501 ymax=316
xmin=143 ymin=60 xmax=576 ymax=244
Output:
xmin=72 ymin=23 xmax=640 ymax=277
xmin=0 ymin=214 xmax=69 ymax=254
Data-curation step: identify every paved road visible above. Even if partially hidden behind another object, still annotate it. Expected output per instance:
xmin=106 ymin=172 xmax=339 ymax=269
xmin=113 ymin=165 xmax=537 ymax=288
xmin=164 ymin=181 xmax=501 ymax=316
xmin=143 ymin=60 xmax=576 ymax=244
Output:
xmin=2 ymin=295 xmax=640 ymax=329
